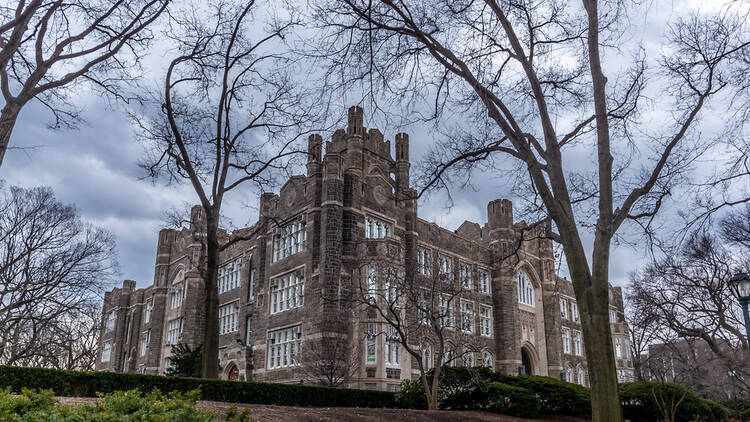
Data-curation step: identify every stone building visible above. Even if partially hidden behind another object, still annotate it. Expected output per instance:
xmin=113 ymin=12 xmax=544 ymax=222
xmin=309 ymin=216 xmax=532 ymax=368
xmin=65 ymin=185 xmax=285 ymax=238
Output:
xmin=95 ymin=106 xmax=632 ymax=389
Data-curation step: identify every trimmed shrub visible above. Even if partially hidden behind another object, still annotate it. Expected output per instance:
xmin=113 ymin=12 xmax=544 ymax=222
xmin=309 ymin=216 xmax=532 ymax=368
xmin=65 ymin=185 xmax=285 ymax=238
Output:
xmin=486 ymin=382 xmax=541 ymax=418
xmin=0 ymin=388 xmax=229 ymax=421
xmin=493 ymin=373 xmax=591 ymax=418
xmin=0 ymin=365 xmax=396 ymax=409
xmin=394 ymin=367 xmax=541 ymax=418
xmin=619 ymin=381 xmax=725 ymax=422
xmin=395 ymin=379 xmax=428 ymax=410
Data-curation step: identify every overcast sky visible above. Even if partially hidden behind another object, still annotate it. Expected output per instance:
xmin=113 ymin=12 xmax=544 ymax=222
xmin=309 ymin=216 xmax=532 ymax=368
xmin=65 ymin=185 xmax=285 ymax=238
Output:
xmin=0 ymin=0 xmax=738 ymax=290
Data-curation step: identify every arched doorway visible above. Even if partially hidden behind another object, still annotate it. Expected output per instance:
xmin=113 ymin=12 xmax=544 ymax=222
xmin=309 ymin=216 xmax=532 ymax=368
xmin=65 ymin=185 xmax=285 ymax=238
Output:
xmin=521 ymin=347 xmax=533 ymax=375
xmin=226 ymin=363 xmax=239 ymax=381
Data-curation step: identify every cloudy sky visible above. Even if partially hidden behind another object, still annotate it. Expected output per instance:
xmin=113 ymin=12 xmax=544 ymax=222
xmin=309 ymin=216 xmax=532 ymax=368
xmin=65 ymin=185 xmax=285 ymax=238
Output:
xmin=0 ymin=0 xmax=738 ymax=290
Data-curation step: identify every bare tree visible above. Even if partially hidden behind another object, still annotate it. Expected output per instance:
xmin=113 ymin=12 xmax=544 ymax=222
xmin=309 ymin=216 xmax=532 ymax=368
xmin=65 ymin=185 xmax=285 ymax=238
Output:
xmin=137 ymin=0 xmax=317 ymax=378
xmin=308 ymin=1 xmax=750 ymax=419
xmin=0 ymin=0 xmax=169 ymax=167
xmin=301 ymin=330 xmax=362 ymax=387
xmin=628 ymin=227 xmax=750 ymax=395
xmin=0 ymin=185 xmax=117 ymax=368
xmin=341 ymin=242 xmax=487 ymax=410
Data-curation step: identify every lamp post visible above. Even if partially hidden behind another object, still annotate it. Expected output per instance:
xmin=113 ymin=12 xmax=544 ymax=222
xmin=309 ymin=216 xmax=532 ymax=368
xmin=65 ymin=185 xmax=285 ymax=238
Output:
xmin=728 ymin=273 xmax=750 ymax=350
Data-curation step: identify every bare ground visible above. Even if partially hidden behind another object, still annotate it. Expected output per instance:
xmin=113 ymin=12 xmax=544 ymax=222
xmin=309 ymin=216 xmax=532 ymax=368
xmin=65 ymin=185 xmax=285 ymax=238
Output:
xmin=58 ymin=397 xmax=589 ymax=422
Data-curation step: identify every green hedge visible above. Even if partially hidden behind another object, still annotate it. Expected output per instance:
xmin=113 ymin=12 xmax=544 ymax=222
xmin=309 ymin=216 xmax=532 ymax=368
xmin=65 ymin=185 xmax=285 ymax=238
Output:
xmin=619 ymin=381 xmax=727 ymax=422
xmin=0 ymin=365 xmax=396 ymax=409
xmin=486 ymin=382 xmax=541 ymax=418
xmin=493 ymin=373 xmax=591 ymax=417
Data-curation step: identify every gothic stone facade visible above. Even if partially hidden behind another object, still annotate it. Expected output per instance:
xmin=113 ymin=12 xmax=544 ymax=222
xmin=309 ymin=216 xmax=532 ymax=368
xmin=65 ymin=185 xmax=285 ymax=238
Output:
xmin=95 ymin=106 xmax=632 ymax=389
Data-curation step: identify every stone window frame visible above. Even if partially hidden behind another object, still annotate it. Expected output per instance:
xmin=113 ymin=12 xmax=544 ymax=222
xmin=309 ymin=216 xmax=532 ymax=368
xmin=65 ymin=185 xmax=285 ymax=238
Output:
xmin=219 ymin=300 xmax=239 ymax=335
xmin=417 ymin=246 xmax=432 ymax=276
xmin=438 ymin=254 xmax=453 ymax=282
xmin=609 ymin=308 xmax=617 ymax=323
xmin=615 ymin=337 xmax=623 ymax=358
xmin=364 ymin=322 xmax=378 ymax=365
xmin=482 ymin=350 xmax=493 ymax=369
xmin=144 ymin=298 xmax=153 ymax=323
xmin=166 ymin=317 xmax=183 ymax=345
xmin=459 ymin=261 xmax=472 ymax=289
xmin=517 ymin=271 xmax=535 ymax=307
xmin=560 ymin=297 xmax=568 ymax=319
xmin=385 ymin=325 xmax=401 ymax=367
xmin=245 ymin=316 xmax=252 ymax=346
xmin=462 ymin=350 xmax=475 ymax=367
xmin=267 ymin=324 xmax=302 ymax=370
xmin=364 ymin=215 xmax=393 ymax=239
xmin=421 ymin=342 xmax=433 ymax=371
xmin=169 ymin=271 xmax=187 ymax=310
xmin=439 ymin=295 xmax=455 ymax=329
xmin=218 ymin=257 xmax=242 ymax=294
xmin=479 ymin=305 xmax=492 ymax=337
xmin=562 ymin=327 xmax=571 ymax=354
xmin=101 ymin=341 xmax=112 ymax=363
xmin=272 ymin=215 xmax=307 ymax=263
xmin=105 ymin=312 xmax=115 ymax=333
xmin=460 ymin=299 xmax=474 ymax=334
xmin=573 ymin=330 xmax=582 ymax=356
xmin=478 ymin=269 xmax=491 ymax=295
xmin=269 ymin=266 xmax=305 ymax=315
xmin=140 ymin=330 xmax=150 ymax=357
xmin=571 ymin=301 xmax=579 ymax=322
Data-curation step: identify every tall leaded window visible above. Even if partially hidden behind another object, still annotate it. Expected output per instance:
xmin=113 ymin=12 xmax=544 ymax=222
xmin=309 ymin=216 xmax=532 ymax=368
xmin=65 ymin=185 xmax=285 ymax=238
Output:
xmin=270 ymin=269 xmax=304 ymax=314
xmin=577 ymin=367 xmax=586 ymax=386
xmin=462 ymin=352 xmax=474 ymax=367
xmin=145 ymin=298 xmax=153 ymax=323
xmin=479 ymin=306 xmax=492 ymax=337
xmin=105 ymin=312 xmax=115 ymax=332
xmin=482 ymin=351 xmax=493 ymax=368
xmin=422 ymin=343 xmax=432 ymax=370
xmin=417 ymin=290 xmax=431 ymax=325
xmin=365 ymin=323 xmax=377 ymax=364
xmin=440 ymin=295 xmax=454 ymax=328
xmin=170 ymin=278 xmax=186 ymax=309
xmin=267 ymin=325 xmax=302 ymax=369
xmin=365 ymin=265 xmax=377 ymax=300
xmin=517 ymin=271 xmax=535 ymax=306
xmin=417 ymin=247 xmax=431 ymax=275
xmin=615 ymin=337 xmax=622 ymax=358
xmin=365 ymin=216 xmax=392 ymax=239
xmin=609 ymin=309 xmax=617 ymax=323
xmin=439 ymin=254 xmax=452 ymax=281
xmin=562 ymin=327 xmax=571 ymax=354
xmin=571 ymin=302 xmax=579 ymax=321
xmin=248 ymin=268 xmax=256 ymax=300
xmin=386 ymin=267 xmax=402 ymax=306
xmin=478 ymin=270 xmax=490 ymax=294
xmin=442 ymin=345 xmax=454 ymax=366
xmin=459 ymin=262 xmax=472 ymax=289
xmin=385 ymin=326 xmax=400 ymax=366
xmin=101 ymin=341 xmax=112 ymax=362
xmin=219 ymin=302 xmax=239 ymax=334
xmin=273 ymin=216 xmax=306 ymax=262
xmin=560 ymin=297 xmax=568 ymax=319
xmin=140 ymin=330 xmax=150 ymax=357
xmin=166 ymin=318 xmax=183 ymax=345
xmin=574 ymin=331 xmax=582 ymax=356
xmin=218 ymin=258 xmax=241 ymax=294
xmin=460 ymin=300 xmax=474 ymax=334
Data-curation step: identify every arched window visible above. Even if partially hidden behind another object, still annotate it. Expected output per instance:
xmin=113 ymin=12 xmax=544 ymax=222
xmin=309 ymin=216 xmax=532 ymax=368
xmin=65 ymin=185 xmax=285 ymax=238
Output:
xmin=577 ymin=367 xmax=586 ymax=386
xmin=517 ymin=271 xmax=535 ymax=306
xmin=422 ymin=343 xmax=432 ymax=371
xmin=462 ymin=351 xmax=474 ymax=367
xmin=482 ymin=351 xmax=493 ymax=369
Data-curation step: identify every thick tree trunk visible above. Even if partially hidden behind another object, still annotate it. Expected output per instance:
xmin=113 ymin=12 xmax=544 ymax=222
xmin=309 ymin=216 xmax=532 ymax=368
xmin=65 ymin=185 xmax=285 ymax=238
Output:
xmin=0 ymin=103 xmax=21 ymax=168
xmin=565 ymin=239 xmax=622 ymax=422
xmin=201 ymin=215 xmax=220 ymax=378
